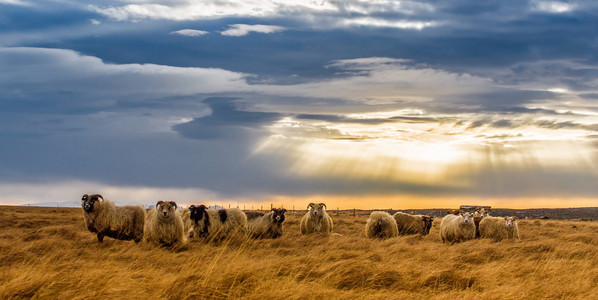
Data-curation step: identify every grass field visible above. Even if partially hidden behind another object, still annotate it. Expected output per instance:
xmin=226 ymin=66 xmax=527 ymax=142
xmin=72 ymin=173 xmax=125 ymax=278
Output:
xmin=1 ymin=206 xmax=598 ymax=299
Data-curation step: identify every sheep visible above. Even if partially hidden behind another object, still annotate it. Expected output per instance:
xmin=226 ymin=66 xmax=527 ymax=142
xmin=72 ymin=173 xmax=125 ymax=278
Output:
xmin=392 ymin=212 xmax=434 ymax=236
xmin=447 ymin=209 xmax=461 ymax=215
xmin=479 ymin=216 xmax=519 ymax=241
xmin=439 ymin=212 xmax=476 ymax=244
xmin=300 ymin=202 xmax=333 ymax=235
xmin=480 ymin=208 xmax=489 ymax=217
xmin=365 ymin=211 xmax=398 ymax=239
xmin=177 ymin=208 xmax=193 ymax=236
xmin=248 ymin=208 xmax=286 ymax=239
xmin=187 ymin=205 xmax=248 ymax=241
xmin=81 ymin=193 xmax=145 ymax=243
xmin=144 ymin=201 xmax=185 ymax=247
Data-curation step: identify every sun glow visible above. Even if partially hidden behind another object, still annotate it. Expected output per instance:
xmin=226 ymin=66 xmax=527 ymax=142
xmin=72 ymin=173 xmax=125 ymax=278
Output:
xmin=256 ymin=111 xmax=598 ymax=194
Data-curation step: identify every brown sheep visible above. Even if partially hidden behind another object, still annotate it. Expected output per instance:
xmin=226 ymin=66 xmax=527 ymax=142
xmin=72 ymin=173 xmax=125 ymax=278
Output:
xmin=479 ymin=216 xmax=520 ymax=241
xmin=144 ymin=201 xmax=185 ymax=247
xmin=365 ymin=211 xmax=398 ymax=239
xmin=393 ymin=212 xmax=434 ymax=235
xmin=81 ymin=194 xmax=145 ymax=243
xmin=300 ymin=203 xmax=333 ymax=235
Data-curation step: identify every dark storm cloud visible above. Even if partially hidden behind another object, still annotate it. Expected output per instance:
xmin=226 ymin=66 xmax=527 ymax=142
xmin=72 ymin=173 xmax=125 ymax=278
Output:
xmin=172 ymin=98 xmax=283 ymax=140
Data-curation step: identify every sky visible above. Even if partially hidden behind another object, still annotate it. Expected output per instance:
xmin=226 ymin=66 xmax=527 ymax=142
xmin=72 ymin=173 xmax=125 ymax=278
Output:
xmin=1 ymin=0 xmax=598 ymax=208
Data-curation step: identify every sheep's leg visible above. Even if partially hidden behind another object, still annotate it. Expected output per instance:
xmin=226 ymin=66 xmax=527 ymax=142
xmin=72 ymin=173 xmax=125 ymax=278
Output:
xmin=97 ymin=233 xmax=104 ymax=242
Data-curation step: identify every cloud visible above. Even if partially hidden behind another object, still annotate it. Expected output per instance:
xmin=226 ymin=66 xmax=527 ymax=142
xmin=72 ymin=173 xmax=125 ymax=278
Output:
xmin=221 ymin=24 xmax=285 ymax=37
xmin=0 ymin=47 xmax=253 ymax=114
xmin=88 ymin=1 xmax=336 ymax=22
xmin=171 ymin=29 xmax=209 ymax=36
xmin=531 ymin=1 xmax=577 ymax=13
xmin=172 ymin=97 xmax=283 ymax=140
xmin=340 ymin=17 xmax=437 ymax=30
xmin=0 ymin=0 xmax=29 ymax=6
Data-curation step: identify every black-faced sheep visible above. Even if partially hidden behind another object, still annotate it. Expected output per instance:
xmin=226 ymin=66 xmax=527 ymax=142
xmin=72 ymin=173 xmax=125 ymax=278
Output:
xmin=248 ymin=208 xmax=286 ymax=239
xmin=365 ymin=211 xmax=398 ymax=239
xmin=144 ymin=201 xmax=185 ymax=247
xmin=300 ymin=203 xmax=333 ymax=235
xmin=439 ymin=212 xmax=476 ymax=244
xmin=81 ymin=194 xmax=145 ymax=243
xmin=479 ymin=216 xmax=519 ymax=241
xmin=187 ymin=205 xmax=248 ymax=241
xmin=392 ymin=212 xmax=434 ymax=236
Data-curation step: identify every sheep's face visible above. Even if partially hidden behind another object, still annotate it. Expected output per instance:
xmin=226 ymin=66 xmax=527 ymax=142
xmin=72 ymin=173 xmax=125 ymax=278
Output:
xmin=271 ymin=208 xmax=287 ymax=224
xmin=308 ymin=203 xmax=327 ymax=218
xmin=156 ymin=201 xmax=177 ymax=220
xmin=421 ymin=215 xmax=434 ymax=234
xmin=504 ymin=216 xmax=517 ymax=228
xmin=460 ymin=212 xmax=473 ymax=224
xmin=81 ymin=194 xmax=103 ymax=213
xmin=189 ymin=205 xmax=208 ymax=224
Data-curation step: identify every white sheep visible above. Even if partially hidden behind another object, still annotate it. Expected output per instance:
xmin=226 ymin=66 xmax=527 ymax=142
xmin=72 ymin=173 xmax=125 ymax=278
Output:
xmin=81 ymin=194 xmax=145 ymax=243
xmin=392 ymin=212 xmax=434 ymax=235
xmin=300 ymin=203 xmax=333 ymax=235
xmin=187 ymin=205 xmax=247 ymax=241
xmin=144 ymin=201 xmax=185 ymax=247
xmin=439 ymin=212 xmax=475 ymax=244
xmin=479 ymin=216 xmax=519 ymax=241
xmin=365 ymin=211 xmax=398 ymax=239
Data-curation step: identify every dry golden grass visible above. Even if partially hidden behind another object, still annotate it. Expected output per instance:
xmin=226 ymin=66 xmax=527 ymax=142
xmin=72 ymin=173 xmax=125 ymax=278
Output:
xmin=1 ymin=206 xmax=598 ymax=299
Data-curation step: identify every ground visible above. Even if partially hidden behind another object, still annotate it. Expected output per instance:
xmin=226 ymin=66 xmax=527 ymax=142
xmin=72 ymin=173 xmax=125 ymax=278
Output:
xmin=1 ymin=206 xmax=597 ymax=299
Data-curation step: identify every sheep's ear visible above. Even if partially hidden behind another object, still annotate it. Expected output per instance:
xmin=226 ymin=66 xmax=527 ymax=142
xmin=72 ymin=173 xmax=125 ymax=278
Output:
xmin=81 ymin=194 xmax=88 ymax=201
xmin=513 ymin=216 xmax=517 ymax=220
xmin=282 ymin=209 xmax=287 ymax=214
xmin=189 ymin=205 xmax=195 ymax=211
xmin=307 ymin=203 xmax=315 ymax=210
xmin=169 ymin=201 xmax=177 ymax=209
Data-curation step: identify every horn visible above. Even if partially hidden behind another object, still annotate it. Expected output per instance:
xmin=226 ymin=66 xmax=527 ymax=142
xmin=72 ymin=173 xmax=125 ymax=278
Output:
xmin=307 ymin=203 xmax=315 ymax=210
xmin=97 ymin=195 xmax=104 ymax=201
xmin=169 ymin=201 xmax=177 ymax=209
xmin=156 ymin=200 xmax=164 ymax=208
xmin=319 ymin=203 xmax=327 ymax=209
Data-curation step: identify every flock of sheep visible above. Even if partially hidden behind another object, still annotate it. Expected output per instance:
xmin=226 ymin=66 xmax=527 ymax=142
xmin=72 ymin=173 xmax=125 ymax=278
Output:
xmin=366 ymin=208 xmax=519 ymax=243
xmin=80 ymin=194 xmax=519 ymax=247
